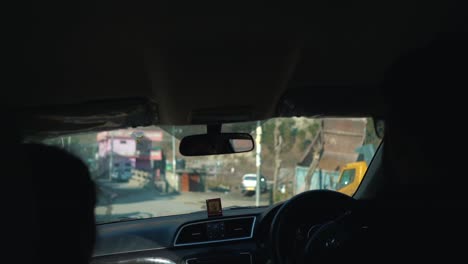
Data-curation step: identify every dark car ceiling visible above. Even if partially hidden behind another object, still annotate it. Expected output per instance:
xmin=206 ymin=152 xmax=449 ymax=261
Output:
xmin=9 ymin=1 xmax=464 ymax=136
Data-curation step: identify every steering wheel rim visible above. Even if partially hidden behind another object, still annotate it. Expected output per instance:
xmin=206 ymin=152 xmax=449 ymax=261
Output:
xmin=270 ymin=190 xmax=356 ymax=264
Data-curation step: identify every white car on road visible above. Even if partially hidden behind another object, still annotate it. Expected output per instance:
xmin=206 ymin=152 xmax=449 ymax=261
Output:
xmin=241 ymin=174 xmax=267 ymax=195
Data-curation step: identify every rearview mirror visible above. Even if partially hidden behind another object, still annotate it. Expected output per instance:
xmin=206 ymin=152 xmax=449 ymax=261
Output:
xmin=179 ymin=133 xmax=254 ymax=156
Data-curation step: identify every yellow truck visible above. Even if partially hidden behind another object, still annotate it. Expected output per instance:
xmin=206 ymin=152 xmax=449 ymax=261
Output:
xmin=335 ymin=161 xmax=368 ymax=196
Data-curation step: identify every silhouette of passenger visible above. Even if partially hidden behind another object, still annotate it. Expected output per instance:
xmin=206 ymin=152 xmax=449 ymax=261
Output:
xmin=24 ymin=143 xmax=97 ymax=264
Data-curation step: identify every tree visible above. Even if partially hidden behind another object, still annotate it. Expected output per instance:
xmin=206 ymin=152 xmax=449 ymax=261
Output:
xmin=272 ymin=119 xmax=283 ymax=202
xmin=261 ymin=121 xmax=275 ymax=152
xmin=278 ymin=119 xmax=296 ymax=152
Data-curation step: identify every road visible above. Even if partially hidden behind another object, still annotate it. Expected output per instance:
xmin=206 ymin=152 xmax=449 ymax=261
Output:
xmin=95 ymin=180 xmax=271 ymax=223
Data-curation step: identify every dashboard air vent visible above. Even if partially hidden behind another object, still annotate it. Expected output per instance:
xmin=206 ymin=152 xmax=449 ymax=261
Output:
xmin=174 ymin=216 xmax=255 ymax=246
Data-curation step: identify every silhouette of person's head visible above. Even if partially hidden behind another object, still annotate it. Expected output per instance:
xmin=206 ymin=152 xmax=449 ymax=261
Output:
xmin=384 ymin=34 xmax=468 ymax=200
xmin=24 ymin=143 xmax=96 ymax=264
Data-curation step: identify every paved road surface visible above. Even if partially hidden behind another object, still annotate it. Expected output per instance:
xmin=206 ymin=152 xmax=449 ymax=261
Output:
xmin=95 ymin=180 xmax=271 ymax=223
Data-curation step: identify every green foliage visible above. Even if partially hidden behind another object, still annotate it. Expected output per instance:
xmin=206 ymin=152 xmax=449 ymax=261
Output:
xmin=307 ymin=123 xmax=320 ymax=137
xmin=274 ymin=190 xmax=293 ymax=203
xmin=261 ymin=121 xmax=275 ymax=152
xmin=301 ymin=139 xmax=312 ymax=152
xmin=278 ymin=119 xmax=296 ymax=152
xmin=297 ymin=129 xmax=306 ymax=141
xmin=259 ymin=118 xmax=317 ymax=154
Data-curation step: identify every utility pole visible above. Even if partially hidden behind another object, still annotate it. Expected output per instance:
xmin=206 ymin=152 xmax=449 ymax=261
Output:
xmin=108 ymin=132 xmax=114 ymax=181
xmin=255 ymin=121 xmax=262 ymax=206
xmin=172 ymin=126 xmax=178 ymax=191
xmin=305 ymin=121 xmax=323 ymax=190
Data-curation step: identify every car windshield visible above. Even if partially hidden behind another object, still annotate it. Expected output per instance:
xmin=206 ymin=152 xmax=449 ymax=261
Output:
xmin=40 ymin=117 xmax=382 ymax=224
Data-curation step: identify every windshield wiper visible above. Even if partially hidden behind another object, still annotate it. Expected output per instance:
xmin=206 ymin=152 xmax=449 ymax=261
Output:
xmin=223 ymin=205 xmax=269 ymax=210
xmin=97 ymin=216 xmax=145 ymax=225
xmin=96 ymin=218 xmax=136 ymax=225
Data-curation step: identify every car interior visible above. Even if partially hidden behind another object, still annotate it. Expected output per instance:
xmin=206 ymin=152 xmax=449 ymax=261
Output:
xmin=4 ymin=1 xmax=468 ymax=264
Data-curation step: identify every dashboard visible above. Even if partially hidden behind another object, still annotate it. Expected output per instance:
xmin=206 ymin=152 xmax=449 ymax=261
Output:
xmin=91 ymin=195 xmax=358 ymax=264
xmin=91 ymin=205 xmax=281 ymax=264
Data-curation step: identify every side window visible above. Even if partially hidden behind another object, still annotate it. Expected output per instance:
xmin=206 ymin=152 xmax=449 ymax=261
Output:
xmin=339 ymin=169 xmax=356 ymax=186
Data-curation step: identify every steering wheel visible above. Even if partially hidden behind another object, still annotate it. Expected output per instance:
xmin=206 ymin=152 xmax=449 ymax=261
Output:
xmin=270 ymin=190 xmax=363 ymax=264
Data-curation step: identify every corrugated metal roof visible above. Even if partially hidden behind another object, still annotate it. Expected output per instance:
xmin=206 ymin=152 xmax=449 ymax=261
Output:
xmin=298 ymin=118 xmax=366 ymax=168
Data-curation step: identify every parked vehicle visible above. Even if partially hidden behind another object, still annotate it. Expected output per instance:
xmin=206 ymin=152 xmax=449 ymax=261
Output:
xmin=241 ymin=174 xmax=267 ymax=195
xmin=111 ymin=162 xmax=133 ymax=182
xmin=335 ymin=161 xmax=368 ymax=196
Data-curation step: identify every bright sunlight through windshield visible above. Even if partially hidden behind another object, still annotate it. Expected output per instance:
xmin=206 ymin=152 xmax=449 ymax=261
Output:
xmin=42 ymin=117 xmax=381 ymax=224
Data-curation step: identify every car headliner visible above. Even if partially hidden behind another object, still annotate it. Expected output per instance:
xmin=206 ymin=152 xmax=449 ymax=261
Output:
xmin=9 ymin=1 xmax=464 ymax=137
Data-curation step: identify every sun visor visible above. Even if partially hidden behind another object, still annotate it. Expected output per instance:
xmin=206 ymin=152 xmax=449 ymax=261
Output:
xmin=17 ymin=98 xmax=158 ymax=139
